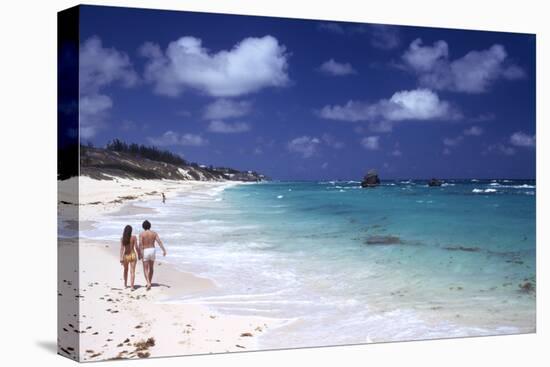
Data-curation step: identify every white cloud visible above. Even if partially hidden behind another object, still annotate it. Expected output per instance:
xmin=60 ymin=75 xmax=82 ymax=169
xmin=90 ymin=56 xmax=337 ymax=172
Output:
xmin=287 ymin=136 xmax=321 ymax=158
xmin=319 ymin=88 xmax=458 ymax=125
xmin=369 ymin=25 xmax=400 ymax=50
xmin=361 ymin=136 xmax=380 ymax=150
xmin=148 ymin=131 xmax=208 ymax=147
xmin=463 ymin=126 xmax=484 ymax=136
xmin=318 ymin=59 xmax=357 ymax=76
xmin=203 ymin=99 xmax=251 ymax=120
xmin=485 ymin=144 xmax=516 ymax=156
xmin=385 ymin=89 xmax=455 ymax=120
xmin=321 ymin=133 xmax=344 ymax=149
xmin=80 ymin=36 xmax=138 ymax=94
xmin=207 ymin=120 xmax=251 ymax=134
xmin=287 ymin=133 xmax=345 ymax=158
xmin=141 ymin=35 xmax=289 ymax=97
xmin=79 ymin=36 xmax=138 ymax=138
xmin=402 ymin=39 xmax=525 ymax=93
xmin=443 ymin=136 xmax=464 ymax=147
xmin=510 ymin=131 xmax=535 ymax=148
xmin=391 ymin=149 xmax=402 ymax=157
xmin=443 ymin=126 xmax=484 ymax=153
xmin=500 ymin=145 xmax=516 ymax=155
xmin=79 ymin=94 xmax=113 ymax=139
xmin=402 ymin=39 xmax=449 ymax=73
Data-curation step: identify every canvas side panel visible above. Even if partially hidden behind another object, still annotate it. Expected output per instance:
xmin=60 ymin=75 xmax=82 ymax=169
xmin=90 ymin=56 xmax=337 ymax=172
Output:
xmin=57 ymin=5 xmax=80 ymax=362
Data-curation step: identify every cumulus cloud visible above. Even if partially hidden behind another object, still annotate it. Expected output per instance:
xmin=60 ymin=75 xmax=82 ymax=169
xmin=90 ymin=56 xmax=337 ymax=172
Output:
xmin=148 ymin=131 xmax=208 ymax=147
xmin=463 ymin=126 xmax=484 ymax=136
xmin=79 ymin=36 xmax=138 ymax=138
xmin=287 ymin=136 xmax=321 ymax=158
xmin=203 ymin=99 xmax=251 ymax=120
xmin=401 ymin=39 xmax=525 ymax=93
xmin=141 ymin=35 xmax=290 ymax=97
xmin=318 ymin=59 xmax=357 ymax=76
xmin=207 ymin=120 xmax=251 ymax=134
xmin=510 ymin=131 xmax=535 ymax=148
xmin=319 ymin=88 xmax=458 ymax=126
xmin=80 ymin=36 xmax=138 ymax=94
xmin=361 ymin=136 xmax=380 ymax=150
xmin=402 ymin=39 xmax=449 ymax=73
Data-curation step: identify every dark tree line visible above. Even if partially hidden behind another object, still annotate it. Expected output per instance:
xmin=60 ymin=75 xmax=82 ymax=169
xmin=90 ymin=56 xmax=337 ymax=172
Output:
xmin=105 ymin=139 xmax=188 ymax=166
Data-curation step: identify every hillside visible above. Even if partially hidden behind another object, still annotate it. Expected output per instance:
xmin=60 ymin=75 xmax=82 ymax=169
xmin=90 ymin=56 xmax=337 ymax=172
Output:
xmin=79 ymin=146 xmax=267 ymax=182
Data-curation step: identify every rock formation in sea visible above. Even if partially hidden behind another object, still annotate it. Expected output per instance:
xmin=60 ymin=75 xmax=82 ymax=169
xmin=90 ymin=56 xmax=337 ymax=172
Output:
xmin=361 ymin=169 xmax=380 ymax=188
xmin=428 ymin=178 xmax=443 ymax=187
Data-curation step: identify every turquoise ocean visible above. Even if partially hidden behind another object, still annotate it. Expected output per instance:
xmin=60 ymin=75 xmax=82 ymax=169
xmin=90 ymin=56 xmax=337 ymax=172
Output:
xmin=84 ymin=179 xmax=536 ymax=348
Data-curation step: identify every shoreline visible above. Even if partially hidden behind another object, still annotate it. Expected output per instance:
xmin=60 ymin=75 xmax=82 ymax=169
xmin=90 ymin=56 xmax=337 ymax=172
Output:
xmin=58 ymin=177 xmax=279 ymax=361
xmin=58 ymin=176 xmax=536 ymax=359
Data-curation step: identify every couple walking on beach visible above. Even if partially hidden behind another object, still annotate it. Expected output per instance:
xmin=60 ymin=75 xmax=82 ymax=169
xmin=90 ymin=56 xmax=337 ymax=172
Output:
xmin=119 ymin=220 xmax=167 ymax=291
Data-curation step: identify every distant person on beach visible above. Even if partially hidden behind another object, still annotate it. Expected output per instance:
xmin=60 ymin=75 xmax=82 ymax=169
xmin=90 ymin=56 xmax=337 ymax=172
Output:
xmin=161 ymin=192 xmax=166 ymax=204
xmin=119 ymin=225 xmax=139 ymax=290
xmin=139 ymin=220 xmax=167 ymax=290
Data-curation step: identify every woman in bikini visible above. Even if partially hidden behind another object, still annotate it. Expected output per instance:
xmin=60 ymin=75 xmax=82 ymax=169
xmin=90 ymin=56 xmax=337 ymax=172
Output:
xmin=119 ymin=225 xmax=139 ymax=289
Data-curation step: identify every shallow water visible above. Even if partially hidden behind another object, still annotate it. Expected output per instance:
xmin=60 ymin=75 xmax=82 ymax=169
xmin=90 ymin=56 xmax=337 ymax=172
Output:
xmin=83 ymin=179 xmax=536 ymax=348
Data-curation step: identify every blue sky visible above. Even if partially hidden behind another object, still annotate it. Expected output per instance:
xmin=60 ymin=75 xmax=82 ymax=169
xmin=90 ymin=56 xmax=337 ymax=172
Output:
xmin=78 ymin=5 xmax=536 ymax=180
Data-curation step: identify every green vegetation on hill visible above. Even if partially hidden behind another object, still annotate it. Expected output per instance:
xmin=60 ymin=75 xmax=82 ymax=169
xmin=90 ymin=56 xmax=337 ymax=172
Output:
xmin=105 ymin=139 xmax=188 ymax=166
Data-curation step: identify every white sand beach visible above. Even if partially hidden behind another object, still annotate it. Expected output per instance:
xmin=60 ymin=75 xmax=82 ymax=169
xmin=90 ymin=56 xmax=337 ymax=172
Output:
xmin=58 ymin=178 xmax=276 ymax=361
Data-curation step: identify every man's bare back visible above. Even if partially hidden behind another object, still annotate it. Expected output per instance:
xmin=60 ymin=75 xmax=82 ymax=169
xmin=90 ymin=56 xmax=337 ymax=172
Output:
xmin=139 ymin=220 xmax=167 ymax=290
xmin=140 ymin=230 xmax=159 ymax=249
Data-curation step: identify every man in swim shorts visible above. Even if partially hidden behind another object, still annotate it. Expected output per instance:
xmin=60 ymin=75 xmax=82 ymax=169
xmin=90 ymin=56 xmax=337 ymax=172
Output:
xmin=138 ymin=220 xmax=167 ymax=290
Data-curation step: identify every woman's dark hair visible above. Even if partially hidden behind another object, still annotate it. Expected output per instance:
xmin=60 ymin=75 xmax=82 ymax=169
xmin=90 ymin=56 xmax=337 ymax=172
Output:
xmin=142 ymin=220 xmax=151 ymax=230
xmin=122 ymin=225 xmax=132 ymax=247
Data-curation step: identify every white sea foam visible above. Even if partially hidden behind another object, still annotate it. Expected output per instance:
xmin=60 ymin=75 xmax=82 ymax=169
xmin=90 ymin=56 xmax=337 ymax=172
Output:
xmin=472 ymin=188 xmax=497 ymax=194
xmin=277 ymin=195 xmax=284 ymax=199
xmin=511 ymin=184 xmax=535 ymax=189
